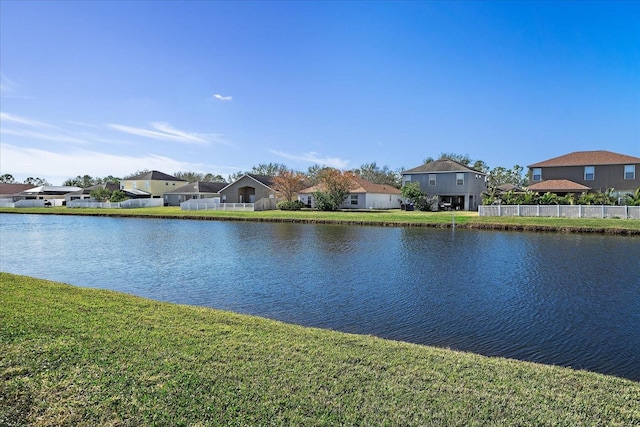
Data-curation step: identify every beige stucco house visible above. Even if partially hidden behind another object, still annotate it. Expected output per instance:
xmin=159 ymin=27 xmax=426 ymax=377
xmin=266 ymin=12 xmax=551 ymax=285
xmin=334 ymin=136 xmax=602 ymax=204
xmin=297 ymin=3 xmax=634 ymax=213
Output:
xmin=120 ymin=170 xmax=188 ymax=198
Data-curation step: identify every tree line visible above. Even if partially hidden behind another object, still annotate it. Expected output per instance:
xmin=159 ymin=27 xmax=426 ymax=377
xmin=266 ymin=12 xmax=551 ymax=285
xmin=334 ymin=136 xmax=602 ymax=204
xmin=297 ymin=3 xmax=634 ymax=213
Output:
xmin=2 ymin=153 xmax=533 ymax=208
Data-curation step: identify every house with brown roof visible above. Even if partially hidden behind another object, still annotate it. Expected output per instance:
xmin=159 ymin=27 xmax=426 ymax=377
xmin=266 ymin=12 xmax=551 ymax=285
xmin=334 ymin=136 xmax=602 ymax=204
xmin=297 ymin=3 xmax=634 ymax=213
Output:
xmin=401 ymin=159 xmax=487 ymax=211
xmin=527 ymin=150 xmax=640 ymax=197
xmin=298 ymin=176 xmax=402 ymax=209
xmin=0 ymin=183 xmax=36 ymax=201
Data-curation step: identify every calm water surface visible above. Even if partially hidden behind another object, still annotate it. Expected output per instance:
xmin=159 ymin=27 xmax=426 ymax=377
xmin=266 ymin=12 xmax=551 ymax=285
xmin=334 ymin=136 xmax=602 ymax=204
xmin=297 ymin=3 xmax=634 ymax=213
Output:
xmin=1 ymin=213 xmax=639 ymax=380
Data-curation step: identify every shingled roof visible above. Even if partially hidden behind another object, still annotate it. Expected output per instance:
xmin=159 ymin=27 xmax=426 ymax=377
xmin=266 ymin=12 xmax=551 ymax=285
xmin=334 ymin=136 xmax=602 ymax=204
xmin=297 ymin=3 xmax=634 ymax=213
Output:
xmin=165 ymin=181 xmax=227 ymax=194
xmin=527 ymin=180 xmax=591 ymax=192
xmin=299 ymin=176 xmax=401 ymax=194
xmin=404 ymin=158 xmax=485 ymax=174
xmin=0 ymin=183 xmax=36 ymax=195
xmin=125 ymin=170 xmax=184 ymax=181
xmin=246 ymin=174 xmax=276 ymax=188
xmin=528 ymin=151 xmax=640 ymax=168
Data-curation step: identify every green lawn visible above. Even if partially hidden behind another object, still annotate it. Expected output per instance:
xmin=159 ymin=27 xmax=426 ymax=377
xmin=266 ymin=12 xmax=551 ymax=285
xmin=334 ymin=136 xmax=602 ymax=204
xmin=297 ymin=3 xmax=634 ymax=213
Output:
xmin=1 ymin=273 xmax=639 ymax=426
xmin=2 ymin=207 xmax=639 ymax=234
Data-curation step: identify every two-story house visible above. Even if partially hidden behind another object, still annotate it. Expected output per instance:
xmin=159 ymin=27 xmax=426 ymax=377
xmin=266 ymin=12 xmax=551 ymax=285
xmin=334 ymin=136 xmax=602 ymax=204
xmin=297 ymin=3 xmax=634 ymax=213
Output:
xmin=401 ymin=159 xmax=487 ymax=211
xmin=527 ymin=150 xmax=640 ymax=198
xmin=120 ymin=170 xmax=188 ymax=198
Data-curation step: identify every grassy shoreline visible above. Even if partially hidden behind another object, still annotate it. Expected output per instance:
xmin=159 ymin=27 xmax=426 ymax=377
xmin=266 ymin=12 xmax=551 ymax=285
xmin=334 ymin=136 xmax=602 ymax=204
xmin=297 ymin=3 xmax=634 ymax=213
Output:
xmin=2 ymin=207 xmax=639 ymax=235
xmin=2 ymin=272 xmax=639 ymax=426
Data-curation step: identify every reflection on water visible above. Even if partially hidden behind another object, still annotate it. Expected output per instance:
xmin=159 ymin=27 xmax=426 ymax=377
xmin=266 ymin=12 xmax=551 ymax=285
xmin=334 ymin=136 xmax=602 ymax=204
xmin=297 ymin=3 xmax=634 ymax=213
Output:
xmin=1 ymin=213 xmax=639 ymax=380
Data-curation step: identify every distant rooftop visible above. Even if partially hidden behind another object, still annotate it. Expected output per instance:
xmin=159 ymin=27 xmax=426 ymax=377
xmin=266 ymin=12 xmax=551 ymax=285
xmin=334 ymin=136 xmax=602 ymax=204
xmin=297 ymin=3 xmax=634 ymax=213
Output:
xmin=528 ymin=151 xmax=640 ymax=168
xmin=404 ymin=158 xmax=486 ymax=174
xmin=125 ymin=170 xmax=185 ymax=181
xmin=527 ymin=180 xmax=591 ymax=192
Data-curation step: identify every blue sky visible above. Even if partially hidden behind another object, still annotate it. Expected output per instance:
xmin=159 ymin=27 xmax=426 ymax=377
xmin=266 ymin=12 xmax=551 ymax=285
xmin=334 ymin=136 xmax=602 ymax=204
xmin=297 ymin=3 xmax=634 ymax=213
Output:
xmin=1 ymin=1 xmax=639 ymax=185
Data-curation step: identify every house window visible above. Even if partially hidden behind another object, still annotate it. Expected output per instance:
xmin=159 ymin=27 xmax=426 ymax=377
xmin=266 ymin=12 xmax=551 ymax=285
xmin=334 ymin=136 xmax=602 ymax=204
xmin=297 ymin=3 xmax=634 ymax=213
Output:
xmin=532 ymin=168 xmax=542 ymax=182
xmin=624 ymin=165 xmax=636 ymax=180
xmin=350 ymin=195 xmax=358 ymax=205
xmin=429 ymin=174 xmax=436 ymax=186
xmin=584 ymin=166 xmax=595 ymax=181
xmin=456 ymin=173 xmax=464 ymax=186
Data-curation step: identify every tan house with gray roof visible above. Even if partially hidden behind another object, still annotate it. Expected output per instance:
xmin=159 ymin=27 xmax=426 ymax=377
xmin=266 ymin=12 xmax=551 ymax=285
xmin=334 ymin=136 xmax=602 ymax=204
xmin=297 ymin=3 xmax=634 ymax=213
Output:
xmin=120 ymin=170 xmax=188 ymax=198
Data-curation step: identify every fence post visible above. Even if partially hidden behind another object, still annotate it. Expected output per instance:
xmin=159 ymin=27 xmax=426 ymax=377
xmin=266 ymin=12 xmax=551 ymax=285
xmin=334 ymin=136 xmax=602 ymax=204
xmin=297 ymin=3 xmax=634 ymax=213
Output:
xmin=602 ymin=205 xmax=605 ymax=219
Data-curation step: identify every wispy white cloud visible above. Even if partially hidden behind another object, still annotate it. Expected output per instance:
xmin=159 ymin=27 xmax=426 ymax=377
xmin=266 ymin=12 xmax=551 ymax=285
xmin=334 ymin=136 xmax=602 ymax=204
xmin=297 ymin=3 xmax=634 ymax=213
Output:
xmin=0 ymin=112 xmax=54 ymax=128
xmin=270 ymin=150 xmax=350 ymax=169
xmin=213 ymin=94 xmax=232 ymax=101
xmin=0 ymin=74 xmax=32 ymax=99
xmin=0 ymin=128 xmax=88 ymax=144
xmin=107 ymin=122 xmax=211 ymax=145
xmin=0 ymin=73 xmax=16 ymax=93
xmin=0 ymin=112 xmax=88 ymax=144
xmin=0 ymin=143 xmax=218 ymax=185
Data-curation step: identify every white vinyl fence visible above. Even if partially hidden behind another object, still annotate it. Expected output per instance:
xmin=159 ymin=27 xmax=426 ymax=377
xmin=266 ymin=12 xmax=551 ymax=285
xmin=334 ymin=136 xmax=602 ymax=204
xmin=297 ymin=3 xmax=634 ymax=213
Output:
xmin=67 ymin=198 xmax=164 ymax=209
xmin=180 ymin=198 xmax=255 ymax=211
xmin=479 ymin=205 xmax=640 ymax=219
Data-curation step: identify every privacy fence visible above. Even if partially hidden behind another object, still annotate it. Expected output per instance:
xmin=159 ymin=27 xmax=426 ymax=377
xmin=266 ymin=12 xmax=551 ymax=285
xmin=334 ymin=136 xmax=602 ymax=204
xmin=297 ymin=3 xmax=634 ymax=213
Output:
xmin=67 ymin=199 xmax=164 ymax=209
xmin=180 ymin=199 xmax=255 ymax=211
xmin=179 ymin=197 xmax=279 ymax=212
xmin=479 ymin=205 xmax=640 ymax=219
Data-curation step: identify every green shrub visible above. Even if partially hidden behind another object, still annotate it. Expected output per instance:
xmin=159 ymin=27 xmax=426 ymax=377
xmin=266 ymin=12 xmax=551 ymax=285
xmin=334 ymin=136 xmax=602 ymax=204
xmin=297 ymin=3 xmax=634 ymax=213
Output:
xmin=276 ymin=200 xmax=305 ymax=211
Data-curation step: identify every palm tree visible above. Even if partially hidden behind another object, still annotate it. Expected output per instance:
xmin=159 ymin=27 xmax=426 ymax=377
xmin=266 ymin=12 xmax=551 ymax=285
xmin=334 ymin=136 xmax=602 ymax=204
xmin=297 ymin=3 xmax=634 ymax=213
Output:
xmin=624 ymin=188 xmax=640 ymax=206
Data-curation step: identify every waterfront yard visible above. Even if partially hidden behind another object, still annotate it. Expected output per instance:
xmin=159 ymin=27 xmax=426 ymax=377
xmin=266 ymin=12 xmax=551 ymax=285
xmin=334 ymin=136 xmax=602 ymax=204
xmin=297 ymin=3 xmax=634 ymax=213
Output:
xmin=2 ymin=207 xmax=639 ymax=234
xmin=1 ymin=273 xmax=639 ymax=426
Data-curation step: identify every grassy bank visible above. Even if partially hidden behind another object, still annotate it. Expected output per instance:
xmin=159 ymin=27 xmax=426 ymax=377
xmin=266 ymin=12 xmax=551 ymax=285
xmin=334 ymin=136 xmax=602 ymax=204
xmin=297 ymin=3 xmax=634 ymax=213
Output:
xmin=2 ymin=207 xmax=639 ymax=234
xmin=1 ymin=273 xmax=639 ymax=426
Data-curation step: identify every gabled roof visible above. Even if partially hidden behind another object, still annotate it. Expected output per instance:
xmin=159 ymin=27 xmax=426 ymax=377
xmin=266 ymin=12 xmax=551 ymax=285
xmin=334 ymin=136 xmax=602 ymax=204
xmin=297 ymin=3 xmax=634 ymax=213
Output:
xmin=0 ymin=183 xmax=36 ymax=195
xmin=220 ymin=174 xmax=277 ymax=193
xmin=247 ymin=174 xmax=275 ymax=187
xmin=79 ymin=182 xmax=120 ymax=194
xmin=496 ymin=183 xmax=525 ymax=193
xmin=299 ymin=176 xmax=401 ymax=195
xmin=165 ymin=181 xmax=227 ymax=194
xmin=403 ymin=158 xmax=486 ymax=174
xmin=528 ymin=150 xmax=640 ymax=168
xmin=125 ymin=170 xmax=184 ymax=181
xmin=527 ymin=180 xmax=591 ymax=192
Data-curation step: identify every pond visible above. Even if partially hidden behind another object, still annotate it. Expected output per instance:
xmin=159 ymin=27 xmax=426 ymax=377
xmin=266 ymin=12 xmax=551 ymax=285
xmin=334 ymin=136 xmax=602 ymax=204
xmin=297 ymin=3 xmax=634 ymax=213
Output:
xmin=1 ymin=213 xmax=639 ymax=381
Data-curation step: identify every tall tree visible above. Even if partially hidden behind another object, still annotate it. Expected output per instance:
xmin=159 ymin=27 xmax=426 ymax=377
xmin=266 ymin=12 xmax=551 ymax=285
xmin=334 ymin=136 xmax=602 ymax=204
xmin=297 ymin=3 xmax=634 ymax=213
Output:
xmin=173 ymin=171 xmax=205 ymax=183
xmin=0 ymin=174 xmax=15 ymax=183
xmin=305 ymin=164 xmax=330 ymax=186
xmin=272 ymin=171 xmax=307 ymax=202
xmin=352 ymin=162 xmax=401 ymax=188
xmin=487 ymin=165 xmax=527 ymax=188
xmin=123 ymin=169 xmax=150 ymax=179
xmin=24 ymin=177 xmax=50 ymax=186
xmin=439 ymin=152 xmax=472 ymax=166
xmin=228 ymin=163 xmax=291 ymax=183
xmin=202 ymin=173 xmax=226 ymax=183
xmin=313 ymin=169 xmax=356 ymax=211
